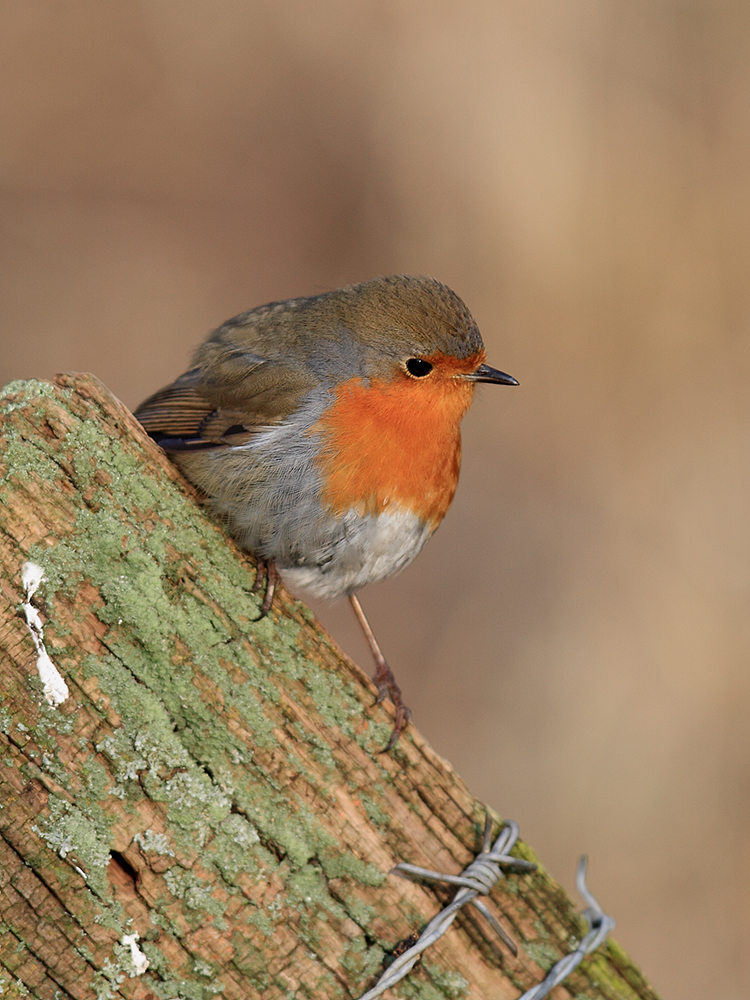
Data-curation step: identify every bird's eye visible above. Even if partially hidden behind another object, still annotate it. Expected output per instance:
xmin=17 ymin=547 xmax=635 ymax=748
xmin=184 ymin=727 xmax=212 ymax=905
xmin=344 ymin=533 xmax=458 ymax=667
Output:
xmin=405 ymin=358 xmax=433 ymax=378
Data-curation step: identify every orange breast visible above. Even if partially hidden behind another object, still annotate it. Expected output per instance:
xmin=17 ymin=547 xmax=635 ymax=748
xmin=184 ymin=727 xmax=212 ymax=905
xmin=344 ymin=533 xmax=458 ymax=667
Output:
xmin=313 ymin=352 xmax=482 ymax=528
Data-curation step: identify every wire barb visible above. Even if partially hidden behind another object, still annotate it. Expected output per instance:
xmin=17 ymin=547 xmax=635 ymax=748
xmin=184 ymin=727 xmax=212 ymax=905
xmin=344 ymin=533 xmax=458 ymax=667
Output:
xmin=357 ymin=820 xmax=615 ymax=1000
xmin=357 ymin=817 xmax=534 ymax=1000
xmin=516 ymin=855 xmax=615 ymax=1000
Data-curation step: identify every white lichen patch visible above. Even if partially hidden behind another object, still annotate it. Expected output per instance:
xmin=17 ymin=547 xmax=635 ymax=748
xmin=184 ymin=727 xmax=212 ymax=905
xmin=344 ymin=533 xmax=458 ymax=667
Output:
xmin=133 ymin=829 xmax=175 ymax=856
xmin=20 ymin=562 xmax=69 ymax=707
xmin=121 ymin=933 xmax=150 ymax=976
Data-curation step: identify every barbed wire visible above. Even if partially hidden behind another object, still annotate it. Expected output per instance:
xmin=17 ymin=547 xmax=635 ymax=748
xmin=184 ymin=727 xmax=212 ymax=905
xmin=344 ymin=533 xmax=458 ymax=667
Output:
xmin=516 ymin=855 xmax=615 ymax=1000
xmin=357 ymin=816 xmax=535 ymax=1000
xmin=357 ymin=816 xmax=614 ymax=1000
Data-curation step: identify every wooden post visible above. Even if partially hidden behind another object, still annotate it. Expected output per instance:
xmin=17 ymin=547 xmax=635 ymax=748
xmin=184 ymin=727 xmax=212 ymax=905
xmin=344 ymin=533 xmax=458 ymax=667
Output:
xmin=0 ymin=374 xmax=660 ymax=1000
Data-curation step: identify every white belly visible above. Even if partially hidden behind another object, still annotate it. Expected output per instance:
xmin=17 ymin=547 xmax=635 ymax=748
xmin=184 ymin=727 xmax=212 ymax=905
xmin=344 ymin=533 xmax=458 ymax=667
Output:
xmin=280 ymin=507 xmax=433 ymax=600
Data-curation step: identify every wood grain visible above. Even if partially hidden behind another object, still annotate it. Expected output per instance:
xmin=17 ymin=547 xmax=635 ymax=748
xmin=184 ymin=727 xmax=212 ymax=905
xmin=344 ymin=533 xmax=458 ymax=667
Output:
xmin=0 ymin=373 xmax=660 ymax=1000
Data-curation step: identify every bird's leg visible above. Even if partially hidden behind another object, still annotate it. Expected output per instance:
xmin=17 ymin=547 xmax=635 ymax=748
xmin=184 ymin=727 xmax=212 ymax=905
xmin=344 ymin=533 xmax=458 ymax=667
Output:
xmin=348 ymin=593 xmax=411 ymax=751
xmin=252 ymin=557 xmax=278 ymax=617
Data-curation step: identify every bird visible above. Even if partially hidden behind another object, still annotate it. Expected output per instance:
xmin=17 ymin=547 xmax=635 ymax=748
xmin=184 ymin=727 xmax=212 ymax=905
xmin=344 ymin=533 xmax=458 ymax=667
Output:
xmin=134 ymin=275 xmax=518 ymax=750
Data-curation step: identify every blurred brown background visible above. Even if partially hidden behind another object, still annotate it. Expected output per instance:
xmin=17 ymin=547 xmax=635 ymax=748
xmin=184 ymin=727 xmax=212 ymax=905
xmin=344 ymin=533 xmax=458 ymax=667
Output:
xmin=2 ymin=2 xmax=748 ymax=996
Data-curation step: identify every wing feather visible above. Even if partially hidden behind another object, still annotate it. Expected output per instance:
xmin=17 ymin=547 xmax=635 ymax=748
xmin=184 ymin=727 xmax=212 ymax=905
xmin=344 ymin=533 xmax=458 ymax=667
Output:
xmin=134 ymin=358 xmax=317 ymax=451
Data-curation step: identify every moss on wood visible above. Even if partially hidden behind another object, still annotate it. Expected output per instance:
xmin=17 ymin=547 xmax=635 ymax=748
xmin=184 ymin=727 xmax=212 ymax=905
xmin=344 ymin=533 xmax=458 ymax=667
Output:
xmin=0 ymin=374 xmax=661 ymax=1000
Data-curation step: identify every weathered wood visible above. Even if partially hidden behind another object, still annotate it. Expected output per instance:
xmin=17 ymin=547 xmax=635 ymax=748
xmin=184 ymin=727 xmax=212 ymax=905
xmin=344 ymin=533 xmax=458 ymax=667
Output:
xmin=0 ymin=373 xmax=660 ymax=1000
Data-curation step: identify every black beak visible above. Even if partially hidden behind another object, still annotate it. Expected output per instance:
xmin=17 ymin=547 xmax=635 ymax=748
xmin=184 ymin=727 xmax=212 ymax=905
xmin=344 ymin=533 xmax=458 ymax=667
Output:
xmin=463 ymin=363 xmax=519 ymax=386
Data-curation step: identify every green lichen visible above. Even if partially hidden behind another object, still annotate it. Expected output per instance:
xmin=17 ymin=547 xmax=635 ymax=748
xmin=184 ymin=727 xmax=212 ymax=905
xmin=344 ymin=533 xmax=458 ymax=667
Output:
xmin=526 ymin=940 xmax=561 ymax=972
xmin=287 ymin=864 xmax=333 ymax=909
xmin=0 ymin=708 xmax=12 ymax=735
xmin=304 ymin=670 xmax=361 ymax=737
xmin=39 ymin=750 xmax=72 ymax=790
xmin=0 ymin=978 xmax=31 ymax=998
xmin=0 ymin=434 xmax=60 ymax=484
xmin=577 ymin=947 xmax=647 ymax=1000
xmin=228 ymin=934 xmax=267 ymax=979
xmin=246 ymin=909 xmax=274 ymax=938
xmin=421 ymin=964 xmax=470 ymax=999
xmin=354 ymin=718 xmax=395 ymax=755
xmin=399 ymin=971 xmax=468 ymax=1000
xmin=318 ymin=847 xmax=385 ymax=886
xmin=149 ymin=976 xmax=221 ymax=1000
xmin=32 ymin=795 xmax=112 ymax=900
xmin=359 ymin=793 xmax=389 ymax=828
xmin=133 ymin=829 xmax=175 ymax=856
xmin=531 ymin=918 xmax=551 ymax=940
xmin=335 ymin=891 xmax=377 ymax=929
xmin=80 ymin=756 xmax=111 ymax=802
xmin=340 ymin=936 xmax=385 ymax=980
xmin=0 ymin=378 xmax=65 ymax=408
xmin=162 ymin=868 xmax=229 ymax=924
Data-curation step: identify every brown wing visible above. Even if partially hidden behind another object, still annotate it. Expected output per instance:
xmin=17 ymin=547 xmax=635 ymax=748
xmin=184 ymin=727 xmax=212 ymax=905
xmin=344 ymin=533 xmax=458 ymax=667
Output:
xmin=135 ymin=370 xmax=214 ymax=437
xmin=134 ymin=362 xmax=316 ymax=451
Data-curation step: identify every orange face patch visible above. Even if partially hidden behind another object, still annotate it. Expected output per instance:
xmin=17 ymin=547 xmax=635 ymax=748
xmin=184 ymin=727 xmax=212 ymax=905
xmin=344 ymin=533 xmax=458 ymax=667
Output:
xmin=312 ymin=350 xmax=484 ymax=527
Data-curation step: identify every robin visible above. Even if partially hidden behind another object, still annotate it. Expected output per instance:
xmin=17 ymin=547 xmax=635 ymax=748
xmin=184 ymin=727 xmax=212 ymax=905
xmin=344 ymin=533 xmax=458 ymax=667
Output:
xmin=134 ymin=275 xmax=518 ymax=749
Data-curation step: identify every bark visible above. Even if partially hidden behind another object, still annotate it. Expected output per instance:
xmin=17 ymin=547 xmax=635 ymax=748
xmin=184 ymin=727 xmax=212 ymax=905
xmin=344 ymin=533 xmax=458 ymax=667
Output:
xmin=0 ymin=373 xmax=660 ymax=1000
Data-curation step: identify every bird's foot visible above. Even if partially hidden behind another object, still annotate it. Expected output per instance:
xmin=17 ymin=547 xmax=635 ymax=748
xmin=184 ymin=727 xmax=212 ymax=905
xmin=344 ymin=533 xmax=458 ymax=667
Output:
xmin=252 ymin=557 xmax=278 ymax=617
xmin=348 ymin=592 xmax=411 ymax=752
xmin=373 ymin=658 xmax=411 ymax=752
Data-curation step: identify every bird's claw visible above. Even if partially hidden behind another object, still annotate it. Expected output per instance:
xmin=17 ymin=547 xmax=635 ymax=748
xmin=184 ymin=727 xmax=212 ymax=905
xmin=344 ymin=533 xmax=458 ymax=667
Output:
xmin=373 ymin=664 xmax=411 ymax=752
xmin=252 ymin=558 xmax=278 ymax=618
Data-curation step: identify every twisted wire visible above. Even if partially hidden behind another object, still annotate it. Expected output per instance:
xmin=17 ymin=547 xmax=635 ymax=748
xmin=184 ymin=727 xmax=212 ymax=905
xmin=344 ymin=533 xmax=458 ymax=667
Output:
xmin=357 ymin=818 xmax=534 ymax=1000
xmin=516 ymin=855 xmax=615 ymax=1000
xmin=357 ymin=818 xmax=614 ymax=1000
